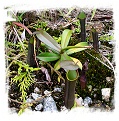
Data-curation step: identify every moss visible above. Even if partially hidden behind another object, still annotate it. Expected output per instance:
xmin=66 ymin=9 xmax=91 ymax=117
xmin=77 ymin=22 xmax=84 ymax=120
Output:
xmin=73 ymin=49 xmax=114 ymax=100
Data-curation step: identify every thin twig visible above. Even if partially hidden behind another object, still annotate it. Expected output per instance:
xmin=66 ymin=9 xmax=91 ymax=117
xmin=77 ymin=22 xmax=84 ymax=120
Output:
xmin=85 ymin=50 xmax=114 ymax=71
xmin=33 ymin=35 xmax=39 ymax=67
xmin=8 ymin=91 xmax=53 ymax=108
xmin=8 ymin=98 xmax=23 ymax=104
xmin=46 ymin=63 xmax=65 ymax=82
xmin=12 ymin=26 xmax=26 ymax=55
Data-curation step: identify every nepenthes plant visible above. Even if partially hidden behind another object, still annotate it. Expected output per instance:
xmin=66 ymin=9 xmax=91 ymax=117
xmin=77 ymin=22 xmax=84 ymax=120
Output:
xmin=34 ymin=28 xmax=90 ymax=109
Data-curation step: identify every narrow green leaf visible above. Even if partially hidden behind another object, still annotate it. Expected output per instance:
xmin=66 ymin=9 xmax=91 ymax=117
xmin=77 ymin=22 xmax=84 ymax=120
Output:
xmin=66 ymin=42 xmax=88 ymax=55
xmin=61 ymin=29 xmax=72 ymax=49
xmin=90 ymin=9 xmax=96 ymax=21
xmin=37 ymin=52 xmax=60 ymax=62
xmin=60 ymin=60 xmax=79 ymax=70
xmin=66 ymin=70 xmax=79 ymax=81
xmin=34 ymin=30 xmax=61 ymax=52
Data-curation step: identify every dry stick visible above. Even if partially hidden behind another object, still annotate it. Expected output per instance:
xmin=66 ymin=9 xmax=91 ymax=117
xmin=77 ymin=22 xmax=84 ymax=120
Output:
xmin=8 ymin=91 xmax=53 ymax=109
xmin=46 ymin=63 xmax=65 ymax=82
xmin=100 ymin=53 xmax=115 ymax=72
xmin=12 ymin=27 xmax=26 ymax=55
xmin=8 ymin=98 xmax=23 ymax=105
xmin=12 ymin=22 xmax=33 ymax=35
xmin=33 ymin=35 xmax=39 ymax=67
xmin=85 ymin=50 xmax=114 ymax=71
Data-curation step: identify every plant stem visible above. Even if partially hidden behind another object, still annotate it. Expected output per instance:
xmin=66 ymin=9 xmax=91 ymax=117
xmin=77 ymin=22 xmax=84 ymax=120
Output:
xmin=79 ymin=18 xmax=86 ymax=42
xmin=64 ymin=79 xmax=77 ymax=109
xmin=27 ymin=37 xmax=37 ymax=67
xmin=92 ymin=29 xmax=99 ymax=51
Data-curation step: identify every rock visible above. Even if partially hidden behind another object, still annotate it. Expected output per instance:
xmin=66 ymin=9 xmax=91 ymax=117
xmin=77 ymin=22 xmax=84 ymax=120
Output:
xmin=83 ymin=97 xmax=92 ymax=107
xmin=31 ymin=93 xmax=43 ymax=103
xmin=26 ymin=97 xmax=34 ymax=109
xmin=44 ymin=90 xmax=51 ymax=96
xmin=35 ymin=104 xmax=43 ymax=111
xmin=32 ymin=93 xmax=40 ymax=100
xmin=106 ymin=77 xmax=111 ymax=82
xmin=43 ymin=95 xmax=58 ymax=112
xmin=53 ymin=87 xmax=62 ymax=92
xmin=101 ymin=88 xmax=111 ymax=102
xmin=26 ymin=97 xmax=34 ymax=103
xmin=75 ymin=97 xmax=83 ymax=106
xmin=34 ymin=87 xmax=40 ymax=93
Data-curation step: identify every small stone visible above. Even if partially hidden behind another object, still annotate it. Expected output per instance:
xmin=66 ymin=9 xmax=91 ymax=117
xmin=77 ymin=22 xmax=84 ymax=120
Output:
xmin=106 ymin=77 xmax=111 ymax=82
xmin=34 ymin=87 xmax=40 ymax=93
xmin=54 ymin=87 xmax=62 ymax=92
xmin=31 ymin=93 xmax=43 ymax=103
xmin=84 ymin=97 xmax=92 ymax=107
xmin=43 ymin=96 xmax=58 ymax=112
xmin=32 ymin=93 xmax=40 ymax=100
xmin=35 ymin=104 xmax=43 ymax=111
xmin=75 ymin=97 xmax=83 ymax=106
xmin=26 ymin=98 xmax=34 ymax=103
xmin=101 ymin=88 xmax=111 ymax=102
xmin=44 ymin=90 xmax=51 ymax=96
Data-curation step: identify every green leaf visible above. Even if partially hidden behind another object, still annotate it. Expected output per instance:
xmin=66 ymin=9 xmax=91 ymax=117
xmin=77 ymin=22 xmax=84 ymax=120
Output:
xmin=90 ymin=9 xmax=96 ymax=21
xmin=66 ymin=42 xmax=88 ymax=55
xmin=54 ymin=60 xmax=61 ymax=70
xmin=37 ymin=52 xmax=60 ymax=62
xmin=45 ymin=45 xmax=60 ymax=54
xmin=34 ymin=30 xmax=61 ymax=52
xmin=60 ymin=60 xmax=79 ymax=70
xmin=61 ymin=29 xmax=72 ymax=49
xmin=71 ymin=57 xmax=82 ymax=70
xmin=66 ymin=70 xmax=79 ymax=81
xmin=78 ymin=12 xmax=86 ymax=19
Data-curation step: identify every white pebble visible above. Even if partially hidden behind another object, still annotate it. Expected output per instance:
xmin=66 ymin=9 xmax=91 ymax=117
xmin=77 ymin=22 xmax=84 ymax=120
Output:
xmin=35 ymin=104 xmax=43 ymax=111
